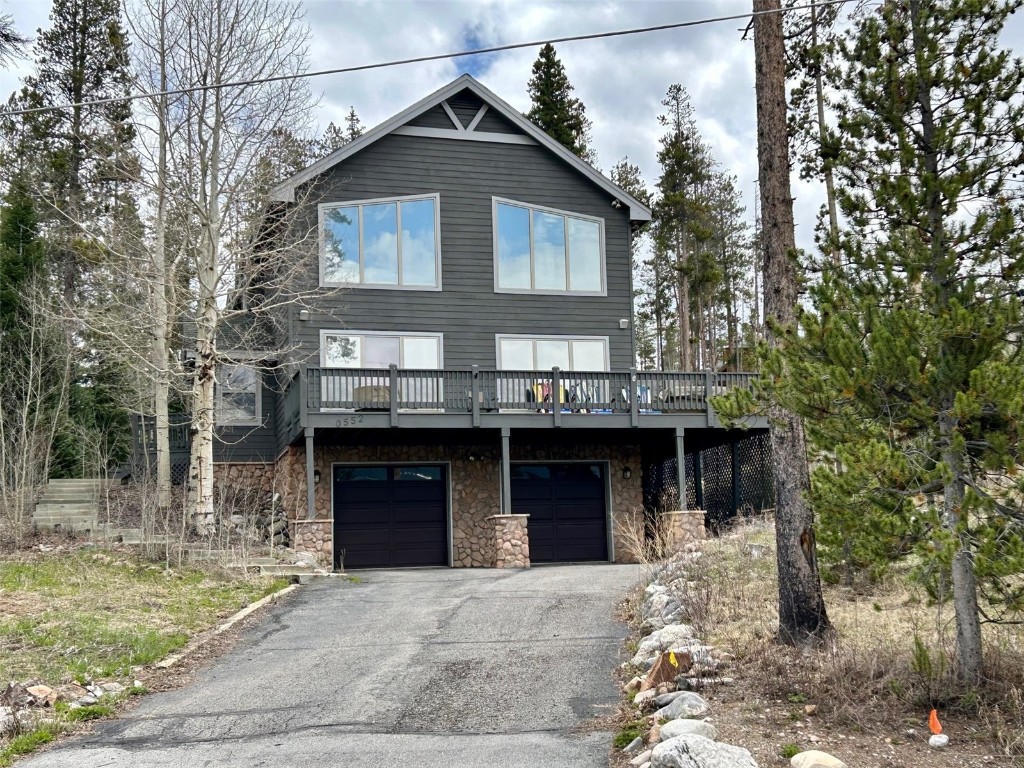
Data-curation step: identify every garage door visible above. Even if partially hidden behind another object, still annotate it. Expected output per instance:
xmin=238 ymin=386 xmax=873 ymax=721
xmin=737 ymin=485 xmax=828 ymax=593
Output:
xmin=333 ymin=465 xmax=448 ymax=569
xmin=511 ymin=463 xmax=608 ymax=563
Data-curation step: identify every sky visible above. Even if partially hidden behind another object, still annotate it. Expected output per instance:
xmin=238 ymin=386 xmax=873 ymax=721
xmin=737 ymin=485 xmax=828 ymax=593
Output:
xmin=1 ymin=0 xmax=1022 ymax=255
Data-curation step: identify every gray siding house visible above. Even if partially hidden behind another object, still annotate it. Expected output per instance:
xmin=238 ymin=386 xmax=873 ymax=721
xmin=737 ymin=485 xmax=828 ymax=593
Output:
xmin=153 ymin=75 xmax=763 ymax=570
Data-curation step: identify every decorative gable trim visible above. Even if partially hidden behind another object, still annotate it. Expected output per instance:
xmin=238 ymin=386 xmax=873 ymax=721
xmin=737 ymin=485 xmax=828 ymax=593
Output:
xmin=270 ymin=74 xmax=652 ymax=223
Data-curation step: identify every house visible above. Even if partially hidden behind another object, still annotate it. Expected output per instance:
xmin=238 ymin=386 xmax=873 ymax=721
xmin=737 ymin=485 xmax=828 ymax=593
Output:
xmin=139 ymin=74 xmax=768 ymax=569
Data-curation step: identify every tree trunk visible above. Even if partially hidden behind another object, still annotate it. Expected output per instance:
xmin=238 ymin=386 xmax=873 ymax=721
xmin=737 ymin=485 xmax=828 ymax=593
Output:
xmin=907 ymin=0 xmax=983 ymax=685
xmin=753 ymin=0 xmax=832 ymax=644
xmin=811 ymin=0 xmax=840 ymax=263
xmin=152 ymin=4 xmax=172 ymax=513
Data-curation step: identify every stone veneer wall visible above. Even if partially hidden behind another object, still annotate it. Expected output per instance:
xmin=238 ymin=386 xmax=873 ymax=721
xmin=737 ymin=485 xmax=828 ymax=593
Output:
xmin=275 ymin=442 xmax=644 ymax=568
xmin=211 ymin=463 xmax=278 ymax=492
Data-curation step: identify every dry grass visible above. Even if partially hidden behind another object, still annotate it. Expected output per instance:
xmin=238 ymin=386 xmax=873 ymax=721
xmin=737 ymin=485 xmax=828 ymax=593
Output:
xmin=0 ymin=547 xmax=288 ymax=683
xmin=686 ymin=515 xmax=1024 ymax=761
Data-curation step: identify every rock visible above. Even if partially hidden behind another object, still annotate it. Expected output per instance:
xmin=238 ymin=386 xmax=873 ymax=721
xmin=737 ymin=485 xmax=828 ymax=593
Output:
xmin=791 ymin=751 xmax=847 ymax=768
xmin=928 ymin=734 xmax=949 ymax=748
xmin=654 ymin=690 xmax=686 ymax=707
xmin=653 ymin=692 xmax=710 ymax=721
xmin=101 ymin=682 xmax=125 ymax=694
xmin=76 ymin=695 xmax=99 ymax=706
xmin=632 ymin=624 xmax=696 ymax=665
xmin=634 ymin=689 xmax=657 ymax=708
xmin=804 ymin=704 xmax=817 ymax=716
xmin=743 ymin=543 xmax=771 ymax=559
xmin=641 ymin=650 xmax=693 ymax=691
xmin=624 ymin=736 xmax=645 ymax=753
xmin=659 ymin=719 xmax=717 ymax=742
xmin=26 ymin=684 xmax=53 ymax=701
xmin=647 ymin=724 xmax=661 ymax=744
xmin=630 ymin=750 xmax=653 ymax=766
xmin=0 ymin=706 xmax=15 ymax=736
xmin=624 ymin=676 xmax=643 ymax=696
xmin=651 ymin=735 xmax=758 ymax=768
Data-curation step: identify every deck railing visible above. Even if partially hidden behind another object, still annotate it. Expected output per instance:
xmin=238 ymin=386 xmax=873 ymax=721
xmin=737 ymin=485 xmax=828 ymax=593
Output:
xmin=307 ymin=365 xmax=756 ymax=417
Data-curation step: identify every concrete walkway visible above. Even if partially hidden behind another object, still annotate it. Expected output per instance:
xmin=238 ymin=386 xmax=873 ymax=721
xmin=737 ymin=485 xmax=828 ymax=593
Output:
xmin=25 ymin=564 xmax=640 ymax=768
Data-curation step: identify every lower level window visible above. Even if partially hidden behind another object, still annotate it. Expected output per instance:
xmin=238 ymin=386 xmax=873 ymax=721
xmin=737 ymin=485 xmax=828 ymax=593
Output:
xmin=216 ymin=364 xmax=261 ymax=426
xmin=321 ymin=331 xmax=442 ymax=369
xmin=496 ymin=335 xmax=608 ymax=371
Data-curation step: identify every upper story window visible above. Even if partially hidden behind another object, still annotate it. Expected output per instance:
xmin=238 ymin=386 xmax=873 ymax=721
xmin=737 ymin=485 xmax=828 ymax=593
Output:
xmin=216 ymin=364 xmax=261 ymax=427
xmin=493 ymin=198 xmax=605 ymax=296
xmin=320 ymin=193 xmax=441 ymax=290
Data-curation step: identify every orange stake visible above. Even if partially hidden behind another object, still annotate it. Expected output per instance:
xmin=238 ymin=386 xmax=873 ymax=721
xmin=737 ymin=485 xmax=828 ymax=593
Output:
xmin=929 ymin=708 xmax=943 ymax=735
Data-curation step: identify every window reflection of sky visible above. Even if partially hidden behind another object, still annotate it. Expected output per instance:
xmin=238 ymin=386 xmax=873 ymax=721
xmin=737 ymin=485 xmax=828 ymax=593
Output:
xmin=323 ymin=199 xmax=437 ymax=287
xmin=497 ymin=203 xmax=531 ymax=289
xmin=533 ymin=210 xmax=567 ymax=291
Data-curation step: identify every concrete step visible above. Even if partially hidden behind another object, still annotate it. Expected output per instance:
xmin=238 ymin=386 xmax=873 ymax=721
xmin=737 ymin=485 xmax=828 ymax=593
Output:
xmin=36 ymin=502 xmax=98 ymax=511
xmin=35 ymin=520 xmax=97 ymax=532
xmin=35 ymin=516 xmax=98 ymax=527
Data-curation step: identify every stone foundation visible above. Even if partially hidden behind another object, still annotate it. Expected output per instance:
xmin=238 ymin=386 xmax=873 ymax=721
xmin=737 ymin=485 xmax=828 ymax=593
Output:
xmin=662 ymin=510 xmax=707 ymax=550
xmin=489 ymin=514 xmax=530 ymax=568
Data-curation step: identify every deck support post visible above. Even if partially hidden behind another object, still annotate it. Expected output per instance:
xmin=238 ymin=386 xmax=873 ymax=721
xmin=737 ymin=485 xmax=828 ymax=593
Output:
xmin=731 ymin=437 xmax=741 ymax=516
xmin=500 ymin=426 xmax=512 ymax=515
xmin=675 ymin=427 xmax=686 ymax=510
xmin=694 ymin=449 xmax=704 ymax=510
xmin=305 ymin=427 xmax=316 ymax=520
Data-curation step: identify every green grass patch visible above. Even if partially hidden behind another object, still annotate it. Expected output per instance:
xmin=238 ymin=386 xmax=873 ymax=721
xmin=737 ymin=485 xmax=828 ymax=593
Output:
xmin=612 ymin=717 xmax=648 ymax=749
xmin=0 ymin=726 xmax=57 ymax=766
xmin=0 ymin=550 xmax=288 ymax=683
xmin=780 ymin=743 xmax=801 ymax=759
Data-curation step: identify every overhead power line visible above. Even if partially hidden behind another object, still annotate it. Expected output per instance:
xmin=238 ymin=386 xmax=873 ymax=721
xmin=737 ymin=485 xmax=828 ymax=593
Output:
xmin=0 ymin=0 xmax=852 ymax=118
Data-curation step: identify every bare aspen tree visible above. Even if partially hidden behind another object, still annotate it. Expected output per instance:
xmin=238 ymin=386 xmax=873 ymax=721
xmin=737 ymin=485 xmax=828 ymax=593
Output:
xmin=135 ymin=0 xmax=317 ymax=531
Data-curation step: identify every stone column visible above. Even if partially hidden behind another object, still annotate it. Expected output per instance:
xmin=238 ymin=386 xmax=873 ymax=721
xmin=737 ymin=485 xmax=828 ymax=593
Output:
xmin=290 ymin=520 xmax=333 ymax=567
xmin=662 ymin=510 xmax=706 ymax=550
xmin=488 ymin=514 xmax=530 ymax=568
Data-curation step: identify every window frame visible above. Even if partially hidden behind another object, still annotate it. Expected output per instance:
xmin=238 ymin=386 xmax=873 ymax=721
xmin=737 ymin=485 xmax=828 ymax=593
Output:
xmin=491 ymin=196 xmax=607 ymax=297
xmin=215 ymin=363 xmax=262 ymax=428
xmin=494 ymin=333 xmax=610 ymax=371
xmin=319 ymin=329 xmax=445 ymax=369
xmin=318 ymin=193 xmax=442 ymax=291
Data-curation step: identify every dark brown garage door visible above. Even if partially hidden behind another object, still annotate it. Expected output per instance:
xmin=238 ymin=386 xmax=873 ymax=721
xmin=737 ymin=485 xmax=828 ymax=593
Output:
xmin=333 ymin=465 xmax=448 ymax=569
xmin=511 ymin=463 xmax=608 ymax=563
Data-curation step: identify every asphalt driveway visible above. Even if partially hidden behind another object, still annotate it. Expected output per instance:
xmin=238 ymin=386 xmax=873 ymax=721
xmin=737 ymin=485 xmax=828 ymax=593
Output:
xmin=24 ymin=564 xmax=640 ymax=768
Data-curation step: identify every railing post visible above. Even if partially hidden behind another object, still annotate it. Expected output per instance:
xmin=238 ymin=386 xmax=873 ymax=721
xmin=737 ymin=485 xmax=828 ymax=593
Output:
xmin=471 ymin=365 xmax=480 ymax=427
xmin=705 ymin=369 xmax=715 ymax=427
xmin=300 ymin=368 xmax=310 ymax=424
xmin=552 ymin=367 xmax=561 ymax=427
xmin=389 ymin=364 xmax=399 ymax=427
xmin=629 ymin=368 xmax=639 ymax=427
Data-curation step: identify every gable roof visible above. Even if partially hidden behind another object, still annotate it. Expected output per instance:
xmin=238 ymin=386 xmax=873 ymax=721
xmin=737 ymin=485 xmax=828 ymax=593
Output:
xmin=270 ymin=74 xmax=652 ymax=223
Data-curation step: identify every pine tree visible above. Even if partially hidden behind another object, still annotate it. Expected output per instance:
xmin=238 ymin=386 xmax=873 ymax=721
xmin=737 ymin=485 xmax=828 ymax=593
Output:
xmin=0 ymin=176 xmax=44 ymax=336
xmin=4 ymin=0 xmax=137 ymax=303
xmin=526 ymin=43 xmax=595 ymax=164
xmin=771 ymin=0 xmax=1024 ymax=681
xmin=345 ymin=106 xmax=363 ymax=141
xmin=653 ymin=84 xmax=715 ymax=371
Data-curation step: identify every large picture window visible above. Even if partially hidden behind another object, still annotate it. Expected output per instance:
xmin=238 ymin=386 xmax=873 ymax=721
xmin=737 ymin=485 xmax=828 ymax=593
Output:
xmin=216 ymin=364 xmax=261 ymax=427
xmin=496 ymin=335 xmax=609 ymax=371
xmin=320 ymin=194 xmax=440 ymax=289
xmin=493 ymin=198 xmax=605 ymax=295
xmin=321 ymin=331 xmax=442 ymax=369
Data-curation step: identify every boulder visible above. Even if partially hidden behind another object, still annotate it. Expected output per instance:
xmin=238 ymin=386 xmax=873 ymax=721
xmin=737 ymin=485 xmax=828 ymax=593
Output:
xmin=654 ymin=690 xmax=686 ymax=707
xmin=653 ymin=692 xmax=710 ymax=721
xmin=634 ymin=688 xmax=657 ymax=708
xmin=651 ymin=735 xmax=759 ymax=768
xmin=630 ymin=750 xmax=653 ymax=766
xmin=659 ymin=719 xmax=717 ymax=742
xmin=790 ymin=751 xmax=847 ymax=768
xmin=624 ymin=736 xmax=645 ymax=753
xmin=632 ymin=624 xmax=696 ymax=665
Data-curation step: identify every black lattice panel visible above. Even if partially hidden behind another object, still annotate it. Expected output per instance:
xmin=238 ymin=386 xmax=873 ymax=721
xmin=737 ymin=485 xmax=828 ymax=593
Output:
xmin=737 ymin=432 xmax=774 ymax=514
